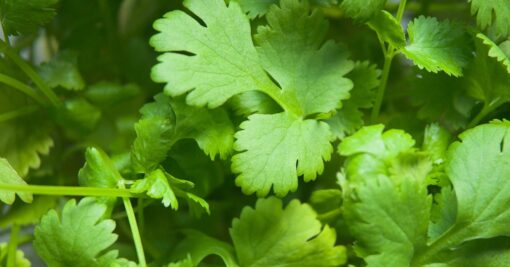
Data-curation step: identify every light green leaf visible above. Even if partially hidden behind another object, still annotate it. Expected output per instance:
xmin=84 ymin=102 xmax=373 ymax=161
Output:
xmin=34 ymin=198 xmax=120 ymax=267
xmin=230 ymin=197 xmax=346 ymax=267
xmin=39 ymin=51 xmax=85 ymax=91
xmin=131 ymin=94 xmax=176 ymax=172
xmin=130 ymin=169 xmax=177 ymax=209
xmin=340 ymin=126 xmax=432 ymax=266
xmin=368 ymin=10 xmax=406 ymax=49
xmin=403 ymin=16 xmax=471 ymax=76
xmin=0 ymin=158 xmax=32 ymax=204
xmin=255 ymin=0 xmax=353 ymax=116
xmin=340 ymin=0 xmax=387 ymax=21
xmin=0 ymin=243 xmax=30 ymax=267
xmin=228 ymin=91 xmax=281 ymax=116
xmin=235 ymin=0 xmax=278 ymax=18
xmin=232 ymin=112 xmax=333 ymax=197
xmin=428 ymin=186 xmax=456 ymax=240
xmin=150 ymin=0 xmax=271 ymax=108
xmin=469 ymin=0 xmax=510 ymax=38
xmin=166 ymin=256 xmax=194 ymax=267
xmin=477 ymin=33 xmax=510 ymax=74
xmin=0 ymin=0 xmax=58 ymax=35
xmin=326 ymin=61 xmax=379 ymax=139
xmin=78 ymin=147 xmax=122 ymax=189
xmin=445 ymin=122 xmax=510 ymax=242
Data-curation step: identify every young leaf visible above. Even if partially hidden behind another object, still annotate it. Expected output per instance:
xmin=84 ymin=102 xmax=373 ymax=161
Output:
xmin=0 ymin=0 xmax=58 ymax=35
xmin=339 ymin=126 xmax=432 ymax=266
xmin=326 ymin=61 xmax=380 ymax=139
xmin=232 ymin=113 xmax=332 ymax=197
xmin=368 ymin=10 xmax=406 ymax=49
xmin=255 ymin=0 xmax=354 ymax=116
xmin=78 ymin=147 xmax=122 ymax=189
xmin=39 ymin=51 xmax=85 ymax=91
xmin=403 ymin=16 xmax=471 ymax=76
xmin=150 ymin=0 xmax=272 ymax=108
xmin=0 ymin=158 xmax=32 ymax=204
xmin=340 ymin=0 xmax=387 ymax=21
xmin=0 ymin=243 xmax=30 ymax=267
xmin=130 ymin=169 xmax=177 ymax=209
xmin=469 ymin=0 xmax=510 ymax=38
xmin=230 ymin=197 xmax=346 ymax=267
xmin=34 ymin=198 xmax=122 ymax=267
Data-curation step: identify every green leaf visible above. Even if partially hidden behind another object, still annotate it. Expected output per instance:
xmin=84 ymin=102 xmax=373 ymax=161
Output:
xmin=130 ymin=169 xmax=177 ymax=209
xmin=232 ymin=112 xmax=333 ymax=197
xmin=465 ymin=34 xmax=510 ymax=110
xmin=255 ymin=0 xmax=354 ymax=116
xmin=0 ymin=243 xmax=30 ymax=267
xmin=34 ymin=198 xmax=121 ymax=267
xmin=403 ymin=16 xmax=471 ymax=76
xmin=166 ymin=256 xmax=194 ymax=267
xmin=131 ymin=93 xmax=176 ymax=172
xmin=55 ymin=98 xmax=102 ymax=133
xmin=0 ymin=0 xmax=58 ymax=35
xmin=0 ymin=158 xmax=32 ymax=204
xmin=477 ymin=33 xmax=510 ymax=74
xmin=39 ymin=51 xmax=85 ymax=91
xmin=78 ymin=147 xmax=122 ymax=189
xmin=326 ymin=61 xmax=380 ymax=139
xmin=445 ymin=122 xmax=510 ymax=242
xmin=228 ymin=91 xmax=281 ymax=116
xmin=150 ymin=0 xmax=272 ymax=108
xmin=469 ymin=0 xmax=510 ymax=38
xmin=339 ymin=126 xmax=432 ymax=266
xmin=340 ymin=0 xmax=387 ymax=21
xmin=428 ymin=186 xmax=456 ymax=240
xmin=235 ymin=0 xmax=278 ymax=18
xmin=368 ymin=10 xmax=406 ymax=49
xmin=170 ymin=231 xmax=239 ymax=267
xmin=230 ymin=197 xmax=346 ymax=267
xmin=169 ymin=97 xmax=234 ymax=160
xmin=0 ymin=196 xmax=57 ymax=228
xmin=440 ymin=237 xmax=510 ymax=267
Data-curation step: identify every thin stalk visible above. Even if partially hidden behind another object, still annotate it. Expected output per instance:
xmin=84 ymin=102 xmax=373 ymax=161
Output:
xmin=6 ymin=224 xmax=20 ymax=267
xmin=466 ymin=104 xmax=494 ymax=129
xmin=371 ymin=54 xmax=394 ymax=122
xmin=396 ymin=0 xmax=408 ymax=21
xmin=0 ymin=40 xmax=61 ymax=107
xmin=119 ymin=182 xmax=147 ymax=267
xmin=411 ymin=226 xmax=463 ymax=267
xmin=0 ymin=184 xmax=135 ymax=198
xmin=0 ymin=106 xmax=39 ymax=123
xmin=137 ymin=198 xmax=145 ymax=236
xmin=0 ymin=74 xmax=47 ymax=105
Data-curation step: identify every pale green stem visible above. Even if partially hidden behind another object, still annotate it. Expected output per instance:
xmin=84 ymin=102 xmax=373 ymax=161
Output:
xmin=0 ymin=40 xmax=61 ymax=107
xmin=0 ymin=184 xmax=135 ymax=198
xmin=6 ymin=224 xmax=20 ymax=267
xmin=0 ymin=74 xmax=46 ymax=105
xmin=466 ymin=103 xmax=497 ymax=129
xmin=119 ymin=181 xmax=147 ymax=267
xmin=0 ymin=106 xmax=38 ymax=122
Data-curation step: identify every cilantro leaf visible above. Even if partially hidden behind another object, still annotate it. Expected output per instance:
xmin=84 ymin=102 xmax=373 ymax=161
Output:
xmin=340 ymin=0 xmax=387 ymax=21
xmin=235 ymin=0 xmax=278 ymax=18
xmin=368 ymin=10 xmax=406 ymax=49
xmin=339 ymin=126 xmax=432 ymax=266
xmin=469 ymin=0 xmax=510 ymax=38
xmin=0 ymin=158 xmax=32 ymax=204
xmin=78 ymin=147 xmax=122 ymax=189
xmin=255 ymin=0 xmax=353 ymax=116
xmin=0 ymin=196 xmax=56 ymax=227
xmin=0 ymin=243 xmax=30 ymax=267
xmin=230 ymin=197 xmax=346 ymax=267
xmin=232 ymin=113 xmax=332 ymax=197
xmin=445 ymin=122 xmax=510 ymax=242
xmin=326 ymin=61 xmax=380 ymax=139
xmin=477 ymin=33 xmax=510 ymax=74
xmin=0 ymin=0 xmax=58 ymax=36
xmin=403 ymin=16 xmax=471 ymax=76
xmin=228 ymin=91 xmax=281 ymax=116
xmin=55 ymin=98 xmax=102 ymax=133
xmin=150 ymin=0 xmax=271 ymax=108
xmin=34 ymin=198 xmax=121 ymax=267
xmin=130 ymin=169 xmax=178 ymax=208
xmin=440 ymin=237 xmax=510 ymax=267
xmin=39 ymin=51 xmax=85 ymax=91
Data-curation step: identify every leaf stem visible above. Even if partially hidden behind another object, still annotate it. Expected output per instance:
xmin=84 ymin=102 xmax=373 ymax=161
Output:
xmin=6 ymin=224 xmax=20 ymax=267
xmin=371 ymin=54 xmax=394 ymax=122
xmin=119 ymin=181 xmax=147 ymax=267
xmin=412 ymin=225 xmax=464 ymax=266
xmin=0 ymin=183 xmax=135 ymax=198
xmin=0 ymin=40 xmax=61 ymax=107
xmin=396 ymin=0 xmax=408 ymax=22
xmin=466 ymin=104 xmax=495 ymax=129
xmin=0 ymin=106 xmax=39 ymax=122
xmin=0 ymin=74 xmax=47 ymax=105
